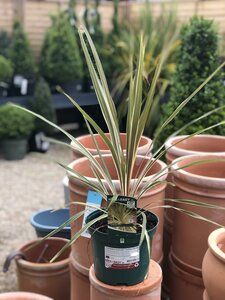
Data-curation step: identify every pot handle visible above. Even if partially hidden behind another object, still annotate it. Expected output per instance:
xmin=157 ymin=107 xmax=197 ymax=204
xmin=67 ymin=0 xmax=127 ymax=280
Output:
xmin=3 ymin=251 xmax=27 ymax=273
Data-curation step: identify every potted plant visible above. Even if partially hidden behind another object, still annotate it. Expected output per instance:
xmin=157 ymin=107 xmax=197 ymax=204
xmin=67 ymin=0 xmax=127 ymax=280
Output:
xmin=28 ymin=78 xmax=57 ymax=152
xmin=39 ymin=11 xmax=83 ymax=93
xmin=8 ymin=20 xmax=36 ymax=96
xmin=0 ymin=55 xmax=13 ymax=97
xmin=14 ymin=25 xmax=225 ymax=290
xmin=0 ymin=104 xmax=34 ymax=160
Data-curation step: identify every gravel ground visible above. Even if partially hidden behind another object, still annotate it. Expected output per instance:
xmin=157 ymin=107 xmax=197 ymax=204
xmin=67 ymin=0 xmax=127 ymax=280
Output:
xmin=0 ymin=144 xmax=71 ymax=293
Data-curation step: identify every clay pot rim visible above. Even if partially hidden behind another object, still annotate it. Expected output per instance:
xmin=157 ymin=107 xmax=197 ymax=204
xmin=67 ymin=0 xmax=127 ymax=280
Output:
xmin=89 ymin=261 xmax=162 ymax=296
xmin=165 ymin=134 xmax=225 ymax=157
xmin=208 ymin=228 xmax=225 ymax=262
xmin=17 ymin=237 xmax=70 ymax=268
xmin=171 ymin=154 xmax=225 ymax=187
xmin=0 ymin=292 xmax=53 ymax=300
xmin=71 ymin=133 xmax=153 ymax=155
xmin=67 ymin=154 xmax=168 ymax=186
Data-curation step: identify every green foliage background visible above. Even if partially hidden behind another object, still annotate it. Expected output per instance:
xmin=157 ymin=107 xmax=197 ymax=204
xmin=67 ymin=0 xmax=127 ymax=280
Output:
xmin=0 ymin=104 xmax=34 ymax=139
xmin=9 ymin=20 xmax=35 ymax=78
xmin=29 ymin=78 xmax=57 ymax=135
xmin=39 ymin=12 xmax=83 ymax=84
xmin=0 ymin=55 xmax=13 ymax=82
xmin=157 ymin=17 xmax=225 ymax=146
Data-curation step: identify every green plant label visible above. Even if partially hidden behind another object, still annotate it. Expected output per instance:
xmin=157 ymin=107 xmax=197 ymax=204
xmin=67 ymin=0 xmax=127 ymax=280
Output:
xmin=81 ymin=190 xmax=102 ymax=238
xmin=105 ymin=246 xmax=140 ymax=269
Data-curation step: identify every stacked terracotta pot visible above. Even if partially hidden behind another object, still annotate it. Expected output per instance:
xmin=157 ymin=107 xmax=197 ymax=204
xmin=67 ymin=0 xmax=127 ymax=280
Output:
xmin=202 ymin=228 xmax=225 ymax=300
xmin=68 ymin=133 xmax=167 ymax=300
xmin=164 ymin=135 xmax=225 ymax=300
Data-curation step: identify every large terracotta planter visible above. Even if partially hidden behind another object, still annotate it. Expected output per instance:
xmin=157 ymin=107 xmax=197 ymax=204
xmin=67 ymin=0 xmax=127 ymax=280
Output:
xmin=168 ymin=154 xmax=225 ymax=299
xmin=70 ymin=252 xmax=90 ymax=300
xmin=6 ymin=238 xmax=70 ymax=300
xmin=89 ymin=260 xmax=162 ymax=300
xmin=163 ymin=134 xmax=225 ymax=293
xmin=71 ymin=133 xmax=153 ymax=160
xmin=202 ymin=228 xmax=225 ymax=300
xmin=0 ymin=292 xmax=53 ymax=300
xmin=163 ymin=134 xmax=225 ymax=296
xmin=168 ymin=253 xmax=204 ymax=300
xmin=68 ymin=154 xmax=167 ymax=272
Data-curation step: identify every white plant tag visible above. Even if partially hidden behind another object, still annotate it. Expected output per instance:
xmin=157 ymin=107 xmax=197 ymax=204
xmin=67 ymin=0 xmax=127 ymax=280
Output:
xmin=81 ymin=190 xmax=102 ymax=238
xmin=21 ymin=78 xmax=28 ymax=95
xmin=105 ymin=246 xmax=140 ymax=269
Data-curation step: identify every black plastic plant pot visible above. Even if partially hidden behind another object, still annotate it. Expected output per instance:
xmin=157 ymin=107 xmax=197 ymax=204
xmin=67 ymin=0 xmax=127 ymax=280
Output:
xmin=86 ymin=209 xmax=159 ymax=286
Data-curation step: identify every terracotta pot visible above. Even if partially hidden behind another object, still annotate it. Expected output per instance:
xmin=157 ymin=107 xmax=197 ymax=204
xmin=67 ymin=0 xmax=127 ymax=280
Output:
xmin=202 ymin=228 xmax=225 ymax=300
xmin=7 ymin=238 xmax=70 ymax=300
xmin=203 ymin=290 xmax=210 ymax=300
xmin=168 ymin=253 xmax=204 ymax=300
xmin=70 ymin=252 xmax=90 ymax=300
xmin=0 ymin=292 xmax=53 ymax=300
xmin=71 ymin=133 xmax=153 ymax=160
xmin=163 ymin=135 xmax=225 ymax=295
xmin=68 ymin=155 xmax=167 ymax=270
xmin=89 ymin=260 xmax=162 ymax=300
xmin=171 ymin=154 xmax=225 ymax=273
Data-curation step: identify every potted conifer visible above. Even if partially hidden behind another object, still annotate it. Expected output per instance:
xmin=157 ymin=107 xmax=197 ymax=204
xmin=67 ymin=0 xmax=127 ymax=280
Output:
xmin=8 ymin=20 xmax=36 ymax=96
xmin=39 ymin=11 xmax=83 ymax=94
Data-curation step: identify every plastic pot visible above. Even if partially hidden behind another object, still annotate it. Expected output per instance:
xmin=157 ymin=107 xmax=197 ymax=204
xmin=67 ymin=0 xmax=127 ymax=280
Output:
xmin=89 ymin=260 xmax=162 ymax=300
xmin=68 ymin=155 xmax=167 ymax=271
xmin=30 ymin=208 xmax=71 ymax=239
xmin=1 ymin=139 xmax=27 ymax=160
xmin=202 ymin=228 xmax=225 ymax=300
xmin=86 ymin=209 xmax=159 ymax=286
xmin=4 ymin=238 xmax=70 ymax=300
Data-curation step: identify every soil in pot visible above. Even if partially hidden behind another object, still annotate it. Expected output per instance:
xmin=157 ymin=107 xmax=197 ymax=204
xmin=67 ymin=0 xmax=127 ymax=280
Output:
xmin=86 ymin=209 xmax=158 ymax=286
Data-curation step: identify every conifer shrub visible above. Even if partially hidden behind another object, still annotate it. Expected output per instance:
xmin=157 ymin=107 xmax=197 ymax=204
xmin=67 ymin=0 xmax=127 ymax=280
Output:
xmin=9 ymin=20 xmax=35 ymax=78
xmin=39 ymin=12 xmax=83 ymax=84
xmin=29 ymin=78 xmax=57 ymax=135
xmin=157 ymin=17 xmax=225 ymax=146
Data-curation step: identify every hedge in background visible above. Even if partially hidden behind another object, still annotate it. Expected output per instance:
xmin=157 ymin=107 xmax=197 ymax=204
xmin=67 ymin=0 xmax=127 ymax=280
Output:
xmin=29 ymin=78 xmax=57 ymax=135
xmin=9 ymin=20 xmax=35 ymax=79
xmin=0 ymin=55 xmax=13 ymax=83
xmin=157 ymin=16 xmax=225 ymax=146
xmin=39 ymin=11 xmax=83 ymax=84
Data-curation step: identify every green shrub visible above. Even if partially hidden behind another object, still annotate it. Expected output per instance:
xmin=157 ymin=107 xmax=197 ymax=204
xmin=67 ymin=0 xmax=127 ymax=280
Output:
xmin=29 ymin=78 xmax=57 ymax=134
xmin=0 ymin=55 xmax=13 ymax=82
xmin=0 ymin=30 xmax=11 ymax=57
xmin=157 ymin=16 xmax=225 ymax=146
xmin=0 ymin=104 xmax=34 ymax=140
xmin=39 ymin=11 xmax=83 ymax=84
xmin=8 ymin=20 xmax=35 ymax=78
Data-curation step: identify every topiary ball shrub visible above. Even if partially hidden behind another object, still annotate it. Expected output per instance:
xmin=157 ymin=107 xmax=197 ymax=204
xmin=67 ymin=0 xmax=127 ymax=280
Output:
xmin=29 ymin=78 xmax=57 ymax=135
xmin=39 ymin=11 xmax=83 ymax=85
xmin=157 ymin=16 xmax=225 ymax=146
xmin=0 ymin=55 xmax=13 ymax=83
xmin=8 ymin=20 xmax=35 ymax=79
xmin=0 ymin=104 xmax=34 ymax=140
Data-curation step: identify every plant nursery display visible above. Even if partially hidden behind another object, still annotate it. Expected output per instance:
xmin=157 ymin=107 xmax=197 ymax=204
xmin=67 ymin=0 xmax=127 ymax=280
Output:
xmin=14 ymin=22 xmax=225 ymax=299
xmin=0 ymin=103 xmax=34 ymax=160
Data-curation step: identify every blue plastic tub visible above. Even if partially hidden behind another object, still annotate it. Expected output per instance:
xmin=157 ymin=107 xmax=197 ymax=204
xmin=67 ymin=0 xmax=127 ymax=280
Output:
xmin=30 ymin=208 xmax=71 ymax=239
